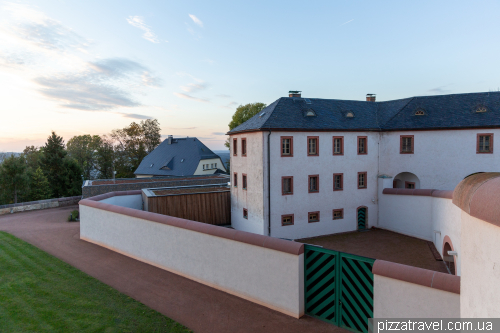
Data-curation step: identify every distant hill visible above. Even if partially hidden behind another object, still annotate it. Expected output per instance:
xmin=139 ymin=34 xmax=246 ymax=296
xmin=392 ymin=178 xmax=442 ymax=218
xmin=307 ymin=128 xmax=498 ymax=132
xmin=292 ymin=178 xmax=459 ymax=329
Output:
xmin=0 ymin=152 xmax=21 ymax=164
xmin=213 ymin=150 xmax=230 ymax=169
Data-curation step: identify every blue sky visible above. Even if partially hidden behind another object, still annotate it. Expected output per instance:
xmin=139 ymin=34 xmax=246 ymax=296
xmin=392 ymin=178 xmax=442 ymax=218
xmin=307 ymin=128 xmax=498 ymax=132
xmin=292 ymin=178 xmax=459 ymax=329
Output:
xmin=1 ymin=0 xmax=499 ymax=151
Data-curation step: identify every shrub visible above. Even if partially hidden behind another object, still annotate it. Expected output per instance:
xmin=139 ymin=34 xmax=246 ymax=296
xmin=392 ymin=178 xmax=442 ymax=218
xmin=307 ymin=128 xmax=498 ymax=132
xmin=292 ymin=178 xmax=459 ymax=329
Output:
xmin=68 ymin=210 xmax=79 ymax=222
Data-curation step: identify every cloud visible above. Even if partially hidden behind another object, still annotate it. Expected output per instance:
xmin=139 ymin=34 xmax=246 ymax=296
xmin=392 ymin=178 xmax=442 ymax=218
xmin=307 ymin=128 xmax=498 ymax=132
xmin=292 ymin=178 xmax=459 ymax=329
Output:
xmin=174 ymin=92 xmax=210 ymax=103
xmin=217 ymin=94 xmax=231 ymax=98
xmin=212 ymin=132 xmax=226 ymax=135
xmin=181 ymin=82 xmax=208 ymax=93
xmin=428 ymin=85 xmax=452 ymax=94
xmin=220 ymin=101 xmax=238 ymax=109
xmin=188 ymin=14 xmax=203 ymax=27
xmin=34 ymin=57 xmax=162 ymax=110
xmin=126 ymin=16 xmax=161 ymax=43
xmin=340 ymin=19 xmax=354 ymax=26
xmin=120 ymin=113 xmax=152 ymax=119
xmin=168 ymin=127 xmax=197 ymax=130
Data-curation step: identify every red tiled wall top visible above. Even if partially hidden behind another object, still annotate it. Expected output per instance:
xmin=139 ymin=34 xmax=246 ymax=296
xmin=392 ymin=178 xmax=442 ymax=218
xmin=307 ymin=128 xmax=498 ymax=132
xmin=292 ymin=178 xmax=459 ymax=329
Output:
xmin=373 ymin=260 xmax=460 ymax=294
xmin=80 ymin=191 xmax=304 ymax=256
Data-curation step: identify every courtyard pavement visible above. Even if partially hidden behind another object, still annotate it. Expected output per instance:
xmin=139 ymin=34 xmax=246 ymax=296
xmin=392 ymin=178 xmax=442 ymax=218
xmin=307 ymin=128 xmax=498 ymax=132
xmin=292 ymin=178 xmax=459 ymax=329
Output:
xmin=0 ymin=206 xmax=346 ymax=333
xmin=298 ymin=228 xmax=449 ymax=273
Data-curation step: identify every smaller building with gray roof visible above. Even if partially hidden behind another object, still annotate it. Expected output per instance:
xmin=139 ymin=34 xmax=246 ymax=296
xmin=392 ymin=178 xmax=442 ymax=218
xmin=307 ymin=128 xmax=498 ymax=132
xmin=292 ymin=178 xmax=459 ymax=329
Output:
xmin=134 ymin=136 xmax=227 ymax=177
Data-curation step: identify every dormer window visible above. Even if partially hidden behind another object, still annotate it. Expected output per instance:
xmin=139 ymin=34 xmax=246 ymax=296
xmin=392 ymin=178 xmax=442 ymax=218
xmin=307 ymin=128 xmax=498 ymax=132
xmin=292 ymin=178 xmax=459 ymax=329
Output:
xmin=414 ymin=109 xmax=426 ymax=116
xmin=345 ymin=111 xmax=355 ymax=118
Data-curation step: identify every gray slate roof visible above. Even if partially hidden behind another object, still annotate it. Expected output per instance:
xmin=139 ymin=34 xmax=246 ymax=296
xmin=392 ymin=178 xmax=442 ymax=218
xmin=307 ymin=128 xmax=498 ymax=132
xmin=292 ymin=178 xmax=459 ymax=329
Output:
xmin=134 ymin=137 xmax=223 ymax=176
xmin=228 ymin=92 xmax=500 ymax=133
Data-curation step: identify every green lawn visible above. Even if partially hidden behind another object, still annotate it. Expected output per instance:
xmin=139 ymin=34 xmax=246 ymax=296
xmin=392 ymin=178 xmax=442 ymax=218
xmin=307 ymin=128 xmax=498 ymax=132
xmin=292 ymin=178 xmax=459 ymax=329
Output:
xmin=0 ymin=232 xmax=191 ymax=332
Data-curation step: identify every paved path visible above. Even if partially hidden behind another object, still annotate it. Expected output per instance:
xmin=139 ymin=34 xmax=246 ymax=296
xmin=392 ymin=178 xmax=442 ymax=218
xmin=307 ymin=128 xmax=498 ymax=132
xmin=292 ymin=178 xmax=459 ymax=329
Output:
xmin=0 ymin=206 xmax=346 ymax=333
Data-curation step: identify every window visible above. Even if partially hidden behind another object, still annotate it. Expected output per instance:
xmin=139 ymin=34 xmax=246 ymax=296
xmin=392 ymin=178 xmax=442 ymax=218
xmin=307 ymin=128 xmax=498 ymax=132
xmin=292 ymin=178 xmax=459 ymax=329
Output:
xmin=233 ymin=173 xmax=238 ymax=187
xmin=233 ymin=138 xmax=238 ymax=156
xmin=333 ymin=136 xmax=344 ymax=155
xmin=242 ymin=174 xmax=247 ymax=190
xmin=215 ymin=163 xmax=217 ymax=168
xmin=400 ymin=135 xmax=414 ymax=154
xmin=308 ymin=175 xmax=319 ymax=193
xmin=333 ymin=209 xmax=344 ymax=220
xmin=333 ymin=173 xmax=343 ymax=191
xmin=477 ymin=133 xmax=493 ymax=154
xmin=282 ymin=176 xmax=293 ymax=195
xmin=308 ymin=211 xmax=320 ymax=223
xmin=358 ymin=172 xmax=367 ymax=189
xmin=241 ymin=138 xmax=247 ymax=156
xmin=405 ymin=181 xmax=415 ymax=189
xmin=307 ymin=136 xmax=319 ymax=156
xmin=243 ymin=208 xmax=248 ymax=219
xmin=281 ymin=214 xmax=294 ymax=226
xmin=281 ymin=136 xmax=293 ymax=157
xmin=357 ymin=136 xmax=367 ymax=154
xmin=211 ymin=163 xmax=214 ymax=168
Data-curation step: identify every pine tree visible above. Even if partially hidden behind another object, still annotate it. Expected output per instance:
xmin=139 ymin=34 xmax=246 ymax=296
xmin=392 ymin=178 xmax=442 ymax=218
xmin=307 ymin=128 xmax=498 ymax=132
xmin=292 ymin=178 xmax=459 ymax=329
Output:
xmin=29 ymin=167 xmax=51 ymax=201
xmin=40 ymin=131 xmax=68 ymax=198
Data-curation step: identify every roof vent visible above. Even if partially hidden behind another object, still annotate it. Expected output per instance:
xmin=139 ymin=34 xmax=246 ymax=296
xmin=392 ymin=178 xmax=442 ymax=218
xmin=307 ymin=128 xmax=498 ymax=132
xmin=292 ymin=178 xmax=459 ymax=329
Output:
xmin=414 ymin=109 xmax=426 ymax=116
xmin=167 ymin=135 xmax=173 ymax=144
xmin=150 ymin=164 xmax=154 ymax=168
xmin=366 ymin=94 xmax=376 ymax=102
xmin=345 ymin=111 xmax=355 ymax=118
xmin=304 ymin=98 xmax=312 ymax=104
xmin=305 ymin=109 xmax=316 ymax=117
xmin=289 ymin=90 xmax=301 ymax=98
xmin=476 ymin=106 xmax=488 ymax=113
xmin=259 ymin=112 xmax=266 ymax=118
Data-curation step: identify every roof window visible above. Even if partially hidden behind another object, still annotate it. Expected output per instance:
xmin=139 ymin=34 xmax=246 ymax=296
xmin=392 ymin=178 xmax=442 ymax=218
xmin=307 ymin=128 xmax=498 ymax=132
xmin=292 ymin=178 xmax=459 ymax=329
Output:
xmin=345 ymin=111 xmax=355 ymax=118
xmin=305 ymin=109 xmax=316 ymax=117
xmin=259 ymin=112 xmax=266 ymax=117
xmin=476 ymin=106 xmax=488 ymax=113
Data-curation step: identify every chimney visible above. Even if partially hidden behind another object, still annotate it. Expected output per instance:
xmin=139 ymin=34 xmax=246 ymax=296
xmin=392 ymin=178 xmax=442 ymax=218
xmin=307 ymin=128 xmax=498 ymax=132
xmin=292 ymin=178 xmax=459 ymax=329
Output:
xmin=289 ymin=90 xmax=302 ymax=98
xmin=167 ymin=135 xmax=173 ymax=144
xmin=366 ymin=94 xmax=376 ymax=102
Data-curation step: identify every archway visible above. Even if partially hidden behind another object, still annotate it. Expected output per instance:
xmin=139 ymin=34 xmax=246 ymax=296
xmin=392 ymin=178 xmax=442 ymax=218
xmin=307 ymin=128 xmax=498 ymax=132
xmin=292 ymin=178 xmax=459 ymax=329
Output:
xmin=442 ymin=236 xmax=456 ymax=275
xmin=393 ymin=172 xmax=420 ymax=189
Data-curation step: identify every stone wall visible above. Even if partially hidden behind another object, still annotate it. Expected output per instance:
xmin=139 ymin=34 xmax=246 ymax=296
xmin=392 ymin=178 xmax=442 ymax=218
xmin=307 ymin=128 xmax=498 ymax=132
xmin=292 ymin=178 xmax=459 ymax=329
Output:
xmin=82 ymin=175 xmax=229 ymax=198
xmin=0 ymin=196 xmax=81 ymax=215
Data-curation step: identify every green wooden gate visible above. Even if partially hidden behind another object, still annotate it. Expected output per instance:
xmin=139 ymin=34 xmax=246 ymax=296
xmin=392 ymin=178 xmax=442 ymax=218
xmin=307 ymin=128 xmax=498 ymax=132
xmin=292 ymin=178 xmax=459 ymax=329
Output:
xmin=304 ymin=245 xmax=375 ymax=333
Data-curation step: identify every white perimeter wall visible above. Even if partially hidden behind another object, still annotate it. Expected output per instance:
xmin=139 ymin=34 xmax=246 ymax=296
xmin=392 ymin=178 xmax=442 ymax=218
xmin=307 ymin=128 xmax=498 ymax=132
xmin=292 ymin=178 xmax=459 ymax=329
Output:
xmin=230 ymin=132 xmax=266 ymax=235
xmin=379 ymin=129 xmax=500 ymax=190
xmin=268 ymin=131 xmax=379 ymax=240
xmin=374 ymin=275 xmax=460 ymax=318
xmin=100 ymin=195 xmax=143 ymax=210
xmin=80 ymin=202 xmax=304 ymax=318
xmin=460 ymin=213 xmax=500 ymax=317
xmin=378 ymin=180 xmax=462 ymax=275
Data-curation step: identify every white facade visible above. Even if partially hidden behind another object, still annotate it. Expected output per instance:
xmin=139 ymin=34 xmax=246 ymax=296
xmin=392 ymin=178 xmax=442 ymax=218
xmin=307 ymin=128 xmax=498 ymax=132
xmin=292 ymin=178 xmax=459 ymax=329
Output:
xmin=230 ymin=128 xmax=499 ymax=240
xmin=193 ymin=157 xmax=226 ymax=175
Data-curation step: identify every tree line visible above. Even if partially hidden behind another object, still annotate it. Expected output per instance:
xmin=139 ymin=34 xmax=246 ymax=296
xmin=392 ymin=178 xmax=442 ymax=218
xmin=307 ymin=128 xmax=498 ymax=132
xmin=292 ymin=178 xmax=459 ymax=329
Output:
xmin=0 ymin=119 xmax=161 ymax=205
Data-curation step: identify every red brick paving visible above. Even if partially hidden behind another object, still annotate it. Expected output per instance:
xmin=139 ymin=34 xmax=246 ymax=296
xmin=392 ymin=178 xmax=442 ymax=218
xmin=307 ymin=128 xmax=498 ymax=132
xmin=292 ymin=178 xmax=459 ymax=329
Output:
xmin=298 ymin=228 xmax=449 ymax=273
xmin=0 ymin=206 xmax=347 ymax=333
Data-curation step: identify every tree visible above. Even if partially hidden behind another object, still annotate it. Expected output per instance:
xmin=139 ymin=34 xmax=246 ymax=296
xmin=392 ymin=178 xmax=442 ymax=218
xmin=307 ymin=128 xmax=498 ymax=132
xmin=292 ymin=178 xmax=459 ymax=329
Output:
xmin=225 ymin=103 xmax=266 ymax=148
xmin=28 ymin=167 xmax=51 ymax=201
xmin=111 ymin=119 xmax=162 ymax=178
xmin=95 ymin=135 xmax=115 ymax=179
xmin=22 ymin=146 xmax=42 ymax=170
xmin=40 ymin=131 xmax=68 ymax=198
xmin=63 ymin=157 xmax=83 ymax=196
xmin=0 ymin=155 xmax=29 ymax=204
xmin=67 ymin=135 xmax=102 ymax=180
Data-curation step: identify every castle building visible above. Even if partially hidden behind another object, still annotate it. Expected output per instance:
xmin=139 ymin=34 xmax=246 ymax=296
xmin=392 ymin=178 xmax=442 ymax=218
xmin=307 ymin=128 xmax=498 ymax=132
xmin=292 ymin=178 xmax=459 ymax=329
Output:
xmin=228 ymin=91 xmax=500 ymax=239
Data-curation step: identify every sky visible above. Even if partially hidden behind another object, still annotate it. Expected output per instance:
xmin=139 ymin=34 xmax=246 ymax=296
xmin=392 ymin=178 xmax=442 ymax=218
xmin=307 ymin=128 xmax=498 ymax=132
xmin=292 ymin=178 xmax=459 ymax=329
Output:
xmin=1 ymin=0 xmax=500 ymax=152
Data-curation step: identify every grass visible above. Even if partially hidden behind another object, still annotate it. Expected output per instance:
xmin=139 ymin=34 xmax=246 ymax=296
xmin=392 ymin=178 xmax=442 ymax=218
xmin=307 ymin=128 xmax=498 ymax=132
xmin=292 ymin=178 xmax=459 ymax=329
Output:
xmin=0 ymin=231 xmax=192 ymax=333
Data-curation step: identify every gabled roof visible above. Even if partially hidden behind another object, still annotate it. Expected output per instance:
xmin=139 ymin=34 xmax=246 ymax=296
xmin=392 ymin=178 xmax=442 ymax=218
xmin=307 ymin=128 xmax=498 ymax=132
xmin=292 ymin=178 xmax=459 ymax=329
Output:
xmin=134 ymin=137 xmax=222 ymax=176
xmin=228 ymin=92 xmax=500 ymax=134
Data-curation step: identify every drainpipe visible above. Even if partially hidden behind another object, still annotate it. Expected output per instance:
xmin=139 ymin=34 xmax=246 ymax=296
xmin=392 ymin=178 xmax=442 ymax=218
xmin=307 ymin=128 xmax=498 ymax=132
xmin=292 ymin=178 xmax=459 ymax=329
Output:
xmin=267 ymin=130 xmax=272 ymax=237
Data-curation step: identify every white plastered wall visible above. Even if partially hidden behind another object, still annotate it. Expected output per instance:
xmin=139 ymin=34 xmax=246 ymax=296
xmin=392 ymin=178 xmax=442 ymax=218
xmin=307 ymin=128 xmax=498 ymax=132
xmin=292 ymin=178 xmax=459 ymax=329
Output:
xmin=193 ymin=157 xmax=226 ymax=175
xmin=230 ymin=132 xmax=266 ymax=235
xmin=460 ymin=213 xmax=500 ymax=318
xmin=80 ymin=202 xmax=304 ymax=318
xmin=379 ymin=129 xmax=500 ymax=190
xmin=374 ymin=275 xmax=460 ymax=318
xmin=267 ymin=131 xmax=380 ymax=240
